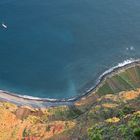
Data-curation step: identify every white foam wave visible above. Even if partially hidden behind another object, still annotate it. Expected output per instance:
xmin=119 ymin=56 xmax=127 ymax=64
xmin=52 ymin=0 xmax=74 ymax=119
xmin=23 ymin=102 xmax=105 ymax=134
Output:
xmin=21 ymin=95 xmax=58 ymax=101
xmin=99 ymin=58 xmax=138 ymax=80
xmin=1 ymin=59 xmax=140 ymax=102
xmin=12 ymin=59 xmax=140 ymax=102
xmin=126 ymin=46 xmax=135 ymax=51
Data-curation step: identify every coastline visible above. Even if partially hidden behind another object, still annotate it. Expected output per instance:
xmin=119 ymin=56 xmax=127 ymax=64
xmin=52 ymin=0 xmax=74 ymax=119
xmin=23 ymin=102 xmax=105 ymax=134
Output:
xmin=0 ymin=59 xmax=140 ymax=107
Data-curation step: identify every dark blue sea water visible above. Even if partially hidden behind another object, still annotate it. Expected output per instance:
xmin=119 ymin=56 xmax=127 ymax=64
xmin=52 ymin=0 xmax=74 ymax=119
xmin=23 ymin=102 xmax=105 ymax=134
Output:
xmin=0 ymin=0 xmax=140 ymax=98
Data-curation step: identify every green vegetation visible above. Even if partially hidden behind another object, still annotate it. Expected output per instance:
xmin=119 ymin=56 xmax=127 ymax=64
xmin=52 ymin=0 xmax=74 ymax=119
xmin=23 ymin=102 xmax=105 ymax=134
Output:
xmin=97 ymin=66 xmax=140 ymax=95
xmin=97 ymin=82 xmax=113 ymax=95
xmin=88 ymin=112 xmax=140 ymax=140
xmin=134 ymin=128 xmax=140 ymax=138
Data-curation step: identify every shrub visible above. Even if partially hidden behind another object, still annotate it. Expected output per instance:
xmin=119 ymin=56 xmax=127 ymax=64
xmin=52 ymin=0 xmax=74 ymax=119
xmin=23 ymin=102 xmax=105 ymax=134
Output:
xmin=88 ymin=124 xmax=104 ymax=140
xmin=46 ymin=125 xmax=51 ymax=132
xmin=133 ymin=128 xmax=140 ymax=138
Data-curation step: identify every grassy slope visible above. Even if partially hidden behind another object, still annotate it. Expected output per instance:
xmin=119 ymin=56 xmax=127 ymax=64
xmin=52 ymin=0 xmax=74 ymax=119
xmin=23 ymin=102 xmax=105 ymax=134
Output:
xmin=0 ymin=66 xmax=140 ymax=140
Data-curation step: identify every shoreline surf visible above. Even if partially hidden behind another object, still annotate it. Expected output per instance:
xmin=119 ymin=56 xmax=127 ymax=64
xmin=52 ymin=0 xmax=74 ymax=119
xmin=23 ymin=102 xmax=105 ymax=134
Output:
xmin=0 ymin=58 xmax=140 ymax=107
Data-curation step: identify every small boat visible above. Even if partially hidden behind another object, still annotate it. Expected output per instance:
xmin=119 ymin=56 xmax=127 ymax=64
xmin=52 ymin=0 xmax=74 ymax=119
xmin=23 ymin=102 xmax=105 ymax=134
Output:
xmin=2 ymin=23 xmax=7 ymax=29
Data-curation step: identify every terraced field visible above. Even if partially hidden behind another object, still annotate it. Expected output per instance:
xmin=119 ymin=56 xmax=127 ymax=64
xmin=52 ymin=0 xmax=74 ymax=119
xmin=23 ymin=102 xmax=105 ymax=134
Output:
xmin=97 ymin=65 xmax=140 ymax=95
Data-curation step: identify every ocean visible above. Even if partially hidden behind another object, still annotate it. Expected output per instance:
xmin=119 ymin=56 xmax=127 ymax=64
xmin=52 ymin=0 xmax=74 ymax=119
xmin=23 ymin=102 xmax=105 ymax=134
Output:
xmin=0 ymin=0 xmax=140 ymax=98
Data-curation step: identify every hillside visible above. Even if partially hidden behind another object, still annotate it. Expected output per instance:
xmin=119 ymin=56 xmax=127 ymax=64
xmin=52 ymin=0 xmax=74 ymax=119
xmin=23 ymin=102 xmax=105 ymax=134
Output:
xmin=0 ymin=63 xmax=140 ymax=140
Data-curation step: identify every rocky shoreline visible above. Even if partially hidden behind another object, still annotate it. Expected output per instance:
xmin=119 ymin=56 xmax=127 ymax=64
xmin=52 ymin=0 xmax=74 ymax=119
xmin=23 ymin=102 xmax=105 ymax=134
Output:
xmin=0 ymin=59 xmax=140 ymax=107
